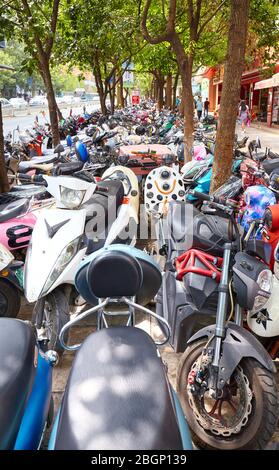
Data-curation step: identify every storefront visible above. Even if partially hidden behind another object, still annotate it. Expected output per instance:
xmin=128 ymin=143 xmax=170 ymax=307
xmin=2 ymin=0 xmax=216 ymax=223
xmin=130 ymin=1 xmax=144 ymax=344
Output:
xmin=254 ymin=74 xmax=279 ymax=127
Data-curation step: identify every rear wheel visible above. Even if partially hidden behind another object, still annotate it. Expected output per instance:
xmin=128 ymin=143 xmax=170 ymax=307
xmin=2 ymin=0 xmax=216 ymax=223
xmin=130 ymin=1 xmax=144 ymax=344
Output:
xmin=33 ymin=288 xmax=70 ymax=356
xmin=177 ymin=340 xmax=279 ymax=450
xmin=0 ymin=279 xmax=21 ymax=318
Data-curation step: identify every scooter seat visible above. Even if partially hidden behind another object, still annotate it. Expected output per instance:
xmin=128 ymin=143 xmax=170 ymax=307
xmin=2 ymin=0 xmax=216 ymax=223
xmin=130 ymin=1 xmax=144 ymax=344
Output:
xmin=253 ymin=152 xmax=266 ymax=162
xmin=84 ymin=180 xmax=124 ymax=254
xmin=0 ymin=198 xmax=30 ymax=223
xmin=18 ymin=157 xmax=57 ymax=172
xmin=75 ymin=245 xmax=162 ymax=306
xmin=0 ymin=319 xmax=36 ymax=449
xmin=52 ymin=327 xmax=183 ymax=450
xmin=262 ymin=158 xmax=279 ymax=175
xmin=53 ymin=161 xmax=84 ymax=175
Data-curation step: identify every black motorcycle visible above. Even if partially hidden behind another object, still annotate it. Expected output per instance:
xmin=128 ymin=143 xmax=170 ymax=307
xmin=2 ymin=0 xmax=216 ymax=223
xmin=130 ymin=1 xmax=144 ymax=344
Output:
xmin=156 ymin=191 xmax=278 ymax=449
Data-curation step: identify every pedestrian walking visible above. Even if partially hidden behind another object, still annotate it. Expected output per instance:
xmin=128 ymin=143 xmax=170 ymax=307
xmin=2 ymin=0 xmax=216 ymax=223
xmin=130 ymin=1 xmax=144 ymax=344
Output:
xmin=196 ymin=96 xmax=203 ymax=121
xmin=204 ymin=97 xmax=210 ymax=117
xmin=238 ymin=99 xmax=249 ymax=132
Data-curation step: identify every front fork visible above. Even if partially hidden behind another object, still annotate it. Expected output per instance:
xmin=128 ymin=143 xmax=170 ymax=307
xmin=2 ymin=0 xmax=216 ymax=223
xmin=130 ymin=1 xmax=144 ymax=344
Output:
xmin=209 ymin=243 xmax=232 ymax=396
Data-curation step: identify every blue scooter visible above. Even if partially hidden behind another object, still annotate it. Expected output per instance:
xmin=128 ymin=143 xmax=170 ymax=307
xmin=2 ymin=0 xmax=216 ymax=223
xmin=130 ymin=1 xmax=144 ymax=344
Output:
xmin=48 ymin=245 xmax=192 ymax=450
xmin=0 ymin=318 xmax=57 ymax=449
xmin=186 ymin=158 xmax=242 ymax=202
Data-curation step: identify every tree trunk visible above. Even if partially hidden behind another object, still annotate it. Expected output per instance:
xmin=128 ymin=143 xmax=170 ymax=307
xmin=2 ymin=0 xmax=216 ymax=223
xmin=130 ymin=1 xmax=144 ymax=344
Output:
xmin=165 ymin=74 xmax=172 ymax=108
xmin=172 ymin=72 xmax=179 ymax=110
xmin=154 ymin=72 xmax=165 ymax=110
xmin=178 ymin=55 xmax=194 ymax=162
xmin=93 ymin=55 xmax=108 ymax=115
xmin=39 ymin=58 xmax=60 ymax=147
xmin=119 ymin=73 xmax=125 ymax=108
xmin=0 ymin=102 xmax=9 ymax=193
xmin=109 ymin=72 xmax=116 ymax=114
xmin=210 ymin=0 xmax=250 ymax=193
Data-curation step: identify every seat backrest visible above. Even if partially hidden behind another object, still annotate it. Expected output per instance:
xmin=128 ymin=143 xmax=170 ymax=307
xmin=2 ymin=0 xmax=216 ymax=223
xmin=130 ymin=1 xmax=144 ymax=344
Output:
xmin=75 ymin=245 xmax=162 ymax=305
xmin=87 ymin=250 xmax=143 ymax=298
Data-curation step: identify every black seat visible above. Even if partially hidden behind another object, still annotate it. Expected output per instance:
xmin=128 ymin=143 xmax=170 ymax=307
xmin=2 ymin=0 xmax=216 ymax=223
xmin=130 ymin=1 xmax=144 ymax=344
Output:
xmin=262 ymin=158 xmax=279 ymax=175
xmin=0 ymin=198 xmax=30 ymax=223
xmin=253 ymin=152 xmax=266 ymax=162
xmin=88 ymin=250 xmax=143 ymax=298
xmin=53 ymin=327 xmax=183 ymax=450
xmin=0 ymin=319 xmax=36 ymax=449
xmin=84 ymin=180 xmax=124 ymax=254
xmin=18 ymin=155 xmax=58 ymax=172
xmin=53 ymin=161 xmax=84 ymax=175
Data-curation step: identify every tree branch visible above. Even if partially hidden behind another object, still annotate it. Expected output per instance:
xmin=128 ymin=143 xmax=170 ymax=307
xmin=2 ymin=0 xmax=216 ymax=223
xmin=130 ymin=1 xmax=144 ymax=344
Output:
xmin=197 ymin=0 xmax=226 ymax=39
xmin=141 ymin=0 xmax=176 ymax=44
xmin=45 ymin=0 xmax=60 ymax=59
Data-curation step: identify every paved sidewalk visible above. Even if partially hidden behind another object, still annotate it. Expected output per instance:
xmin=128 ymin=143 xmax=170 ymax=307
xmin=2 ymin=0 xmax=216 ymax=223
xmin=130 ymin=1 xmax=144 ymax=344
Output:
xmin=236 ymin=123 xmax=279 ymax=153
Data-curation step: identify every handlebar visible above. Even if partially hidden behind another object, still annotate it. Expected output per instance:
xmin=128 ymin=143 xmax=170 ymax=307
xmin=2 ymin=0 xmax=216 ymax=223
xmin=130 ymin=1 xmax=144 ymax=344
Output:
xmin=189 ymin=190 xmax=238 ymax=211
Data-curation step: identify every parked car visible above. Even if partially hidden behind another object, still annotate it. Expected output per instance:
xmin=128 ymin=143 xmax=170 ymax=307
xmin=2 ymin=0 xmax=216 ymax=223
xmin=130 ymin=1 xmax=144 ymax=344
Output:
xmin=29 ymin=95 xmax=48 ymax=107
xmin=80 ymin=93 xmax=98 ymax=102
xmin=9 ymin=98 xmax=28 ymax=110
xmin=0 ymin=98 xmax=14 ymax=117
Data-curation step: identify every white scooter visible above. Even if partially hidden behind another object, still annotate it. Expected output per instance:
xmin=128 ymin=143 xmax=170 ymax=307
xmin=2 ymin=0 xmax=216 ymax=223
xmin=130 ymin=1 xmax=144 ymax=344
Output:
xmin=24 ymin=167 xmax=139 ymax=354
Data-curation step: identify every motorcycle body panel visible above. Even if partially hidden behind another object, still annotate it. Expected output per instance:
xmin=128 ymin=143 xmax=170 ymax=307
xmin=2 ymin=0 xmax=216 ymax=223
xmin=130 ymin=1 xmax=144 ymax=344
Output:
xmin=14 ymin=353 xmax=52 ymax=450
xmin=247 ymin=274 xmax=279 ymax=337
xmin=188 ymin=322 xmax=276 ymax=381
xmin=24 ymin=208 xmax=86 ymax=302
xmin=0 ymin=213 xmax=37 ymax=252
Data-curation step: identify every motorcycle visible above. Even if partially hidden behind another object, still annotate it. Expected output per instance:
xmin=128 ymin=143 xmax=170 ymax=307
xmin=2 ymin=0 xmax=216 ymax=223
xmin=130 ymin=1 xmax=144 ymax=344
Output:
xmin=156 ymin=191 xmax=278 ymax=449
xmin=0 ymin=317 xmax=57 ymax=449
xmin=24 ymin=166 xmax=139 ymax=354
xmin=48 ymin=244 xmax=192 ymax=450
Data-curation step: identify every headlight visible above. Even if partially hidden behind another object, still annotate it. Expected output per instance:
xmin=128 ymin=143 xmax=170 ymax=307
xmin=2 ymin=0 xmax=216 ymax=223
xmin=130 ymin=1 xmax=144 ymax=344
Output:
xmin=41 ymin=237 xmax=80 ymax=295
xmin=0 ymin=243 xmax=14 ymax=268
xmin=233 ymin=252 xmax=273 ymax=311
xmin=60 ymin=186 xmax=86 ymax=209
xmin=250 ymin=269 xmax=273 ymax=313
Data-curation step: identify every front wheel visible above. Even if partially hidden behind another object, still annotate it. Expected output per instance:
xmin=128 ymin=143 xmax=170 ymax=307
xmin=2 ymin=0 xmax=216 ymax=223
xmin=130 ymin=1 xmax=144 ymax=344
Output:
xmin=0 ymin=279 xmax=21 ymax=318
xmin=33 ymin=289 xmax=70 ymax=356
xmin=177 ymin=340 xmax=279 ymax=450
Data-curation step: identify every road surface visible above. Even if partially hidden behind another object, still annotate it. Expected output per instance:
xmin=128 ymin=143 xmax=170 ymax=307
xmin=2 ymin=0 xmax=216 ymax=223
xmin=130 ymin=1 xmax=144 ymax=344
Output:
xmin=2 ymin=100 xmax=101 ymax=135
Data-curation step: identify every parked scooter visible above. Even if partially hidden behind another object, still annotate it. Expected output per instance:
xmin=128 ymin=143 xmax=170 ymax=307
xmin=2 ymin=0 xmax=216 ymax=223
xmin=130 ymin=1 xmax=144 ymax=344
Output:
xmin=24 ymin=167 xmax=139 ymax=354
xmin=0 ymin=317 xmax=57 ymax=449
xmin=156 ymin=191 xmax=278 ymax=449
xmin=48 ymin=245 xmax=192 ymax=450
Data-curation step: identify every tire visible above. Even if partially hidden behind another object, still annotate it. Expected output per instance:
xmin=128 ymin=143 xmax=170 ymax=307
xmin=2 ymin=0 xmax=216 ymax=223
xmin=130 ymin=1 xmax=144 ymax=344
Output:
xmin=33 ymin=288 xmax=70 ymax=356
xmin=47 ymin=395 xmax=54 ymax=428
xmin=0 ymin=279 xmax=21 ymax=318
xmin=177 ymin=339 xmax=279 ymax=450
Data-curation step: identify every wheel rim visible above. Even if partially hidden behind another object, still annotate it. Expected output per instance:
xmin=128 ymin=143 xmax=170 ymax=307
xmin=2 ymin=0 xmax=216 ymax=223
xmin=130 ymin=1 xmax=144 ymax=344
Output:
xmin=0 ymin=291 xmax=8 ymax=316
xmin=187 ymin=364 xmax=253 ymax=437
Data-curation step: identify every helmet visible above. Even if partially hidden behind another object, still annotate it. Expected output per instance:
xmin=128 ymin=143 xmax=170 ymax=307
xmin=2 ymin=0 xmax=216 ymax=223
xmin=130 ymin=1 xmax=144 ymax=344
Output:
xmin=135 ymin=125 xmax=145 ymax=135
xmin=241 ymin=185 xmax=276 ymax=233
xmin=177 ymin=142 xmax=184 ymax=162
xmin=85 ymin=124 xmax=97 ymax=137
